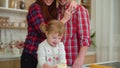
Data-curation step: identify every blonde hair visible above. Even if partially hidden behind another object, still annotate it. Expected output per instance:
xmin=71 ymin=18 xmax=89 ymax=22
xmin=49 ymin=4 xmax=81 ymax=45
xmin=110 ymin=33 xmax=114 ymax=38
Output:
xmin=40 ymin=20 xmax=65 ymax=36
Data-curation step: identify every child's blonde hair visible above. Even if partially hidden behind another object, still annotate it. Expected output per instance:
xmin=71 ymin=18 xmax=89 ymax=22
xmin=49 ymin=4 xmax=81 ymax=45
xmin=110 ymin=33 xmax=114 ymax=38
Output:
xmin=40 ymin=20 xmax=65 ymax=36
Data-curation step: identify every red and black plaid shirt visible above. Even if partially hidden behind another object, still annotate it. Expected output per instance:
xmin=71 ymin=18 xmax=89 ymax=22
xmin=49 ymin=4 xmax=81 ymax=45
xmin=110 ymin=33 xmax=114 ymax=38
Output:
xmin=23 ymin=3 xmax=47 ymax=57
xmin=58 ymin=4 xmax=91 ymax=65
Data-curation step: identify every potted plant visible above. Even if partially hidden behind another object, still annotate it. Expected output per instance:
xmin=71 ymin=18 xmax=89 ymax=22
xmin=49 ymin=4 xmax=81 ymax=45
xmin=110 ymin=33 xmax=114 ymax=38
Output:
xmin=88 ymin=31 xmax=96 ymax=51
xmin=91 ymin=31 xmax=96 ymax=47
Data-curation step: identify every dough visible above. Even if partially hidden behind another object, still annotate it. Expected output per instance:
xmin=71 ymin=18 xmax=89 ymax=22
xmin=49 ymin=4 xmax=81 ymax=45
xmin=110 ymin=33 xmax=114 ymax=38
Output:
xmin=57 ymin=63 xmax=67 ymax=68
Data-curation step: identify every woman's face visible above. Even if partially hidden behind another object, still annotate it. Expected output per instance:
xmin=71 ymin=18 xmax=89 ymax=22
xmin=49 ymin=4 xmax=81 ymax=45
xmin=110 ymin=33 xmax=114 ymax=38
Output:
xmin=44 ymin=0 xmax=54 ymax=6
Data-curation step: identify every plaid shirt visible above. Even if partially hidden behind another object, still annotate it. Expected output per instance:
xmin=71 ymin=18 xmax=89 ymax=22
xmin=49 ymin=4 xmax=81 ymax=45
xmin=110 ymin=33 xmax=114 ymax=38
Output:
xmin=58 ymin=4 xmax=91 ymax=65
xmin=23 ymin=3 xmax=47 ymax=57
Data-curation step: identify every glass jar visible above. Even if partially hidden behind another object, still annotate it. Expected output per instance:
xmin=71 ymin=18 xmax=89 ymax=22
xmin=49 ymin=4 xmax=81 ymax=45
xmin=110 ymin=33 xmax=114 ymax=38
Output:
xmin=9 ymin=0 xmax=18 ymax=9
xmin=19 ymin=0 xmax=25 ymax=9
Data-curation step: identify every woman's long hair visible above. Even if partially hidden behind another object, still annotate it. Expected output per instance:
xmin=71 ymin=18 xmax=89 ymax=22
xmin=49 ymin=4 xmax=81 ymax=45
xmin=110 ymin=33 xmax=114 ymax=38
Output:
xmin=36 ymin=0 xmax=57 ymax=21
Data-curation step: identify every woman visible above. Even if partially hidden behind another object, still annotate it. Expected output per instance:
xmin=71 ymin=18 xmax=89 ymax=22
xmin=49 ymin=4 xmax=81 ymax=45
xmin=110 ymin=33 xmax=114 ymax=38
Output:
xmin=20 ymin=0 xmax=57 ymax=68
xmin=18 ymin=0 xmax=77 ymax=68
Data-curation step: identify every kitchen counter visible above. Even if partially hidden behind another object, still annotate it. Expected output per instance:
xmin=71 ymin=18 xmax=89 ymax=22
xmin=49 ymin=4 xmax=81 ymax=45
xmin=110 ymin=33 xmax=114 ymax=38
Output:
xmin=0 ymin=51 xmax=96 ymax=61
xmin=68 ymin=61 xmax=120 ymax=68
xmin=0 ymin=51 xmax=96 ymax=68
xmin=84 ymin=61 xmax=120 ymax=68
xmin=68 ymin=66 xmax=89 ymax=68
xmin=86 ymin=51 xmax=96 ymax=55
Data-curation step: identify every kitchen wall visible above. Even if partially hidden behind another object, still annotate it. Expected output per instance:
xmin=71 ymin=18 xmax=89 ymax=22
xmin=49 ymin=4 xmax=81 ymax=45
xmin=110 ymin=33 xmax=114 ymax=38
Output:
xmin=95 ymin=0 xmax=120 ymax=62
xmin=111 ymin=0 xmax=120 ymax=60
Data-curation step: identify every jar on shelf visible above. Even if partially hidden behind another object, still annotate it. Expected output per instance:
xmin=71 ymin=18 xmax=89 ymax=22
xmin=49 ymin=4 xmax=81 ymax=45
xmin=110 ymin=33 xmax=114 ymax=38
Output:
xmin=0 ymin=0 xmax=9 ymax=8
xmin=19 ymin=0 xmax=25 ymax=9
xmin=9 ymin=0 xmax=18 ymax=9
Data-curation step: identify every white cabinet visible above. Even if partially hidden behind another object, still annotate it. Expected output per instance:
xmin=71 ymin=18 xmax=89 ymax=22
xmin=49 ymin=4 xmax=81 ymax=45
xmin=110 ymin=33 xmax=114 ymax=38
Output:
xmin=0 ymin=6 xmax=25 ymax=68
xmin=0 ymin=0 xmax=9 ymax=8
xmin=0 ymin=0 xmax=27 ymax=13
xmin=0 ymin=0 xmax=35 ymax=11
xmin=0 ymin=1 xmax=28 ymax=68
xmin=0 ymin=0 xmax=27 ymax=48
xmin=0 ymin=7 xmax=28 ymax=13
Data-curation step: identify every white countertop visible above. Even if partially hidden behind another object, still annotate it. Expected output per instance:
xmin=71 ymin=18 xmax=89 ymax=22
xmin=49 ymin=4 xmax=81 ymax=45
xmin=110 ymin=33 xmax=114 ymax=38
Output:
xmin=86 ymin=51 xmax=96 ymax=55
xmin=68 ymin=65 xmax=89 ymax=68
xmin=0 ymin=51 xmax=96 ymax=61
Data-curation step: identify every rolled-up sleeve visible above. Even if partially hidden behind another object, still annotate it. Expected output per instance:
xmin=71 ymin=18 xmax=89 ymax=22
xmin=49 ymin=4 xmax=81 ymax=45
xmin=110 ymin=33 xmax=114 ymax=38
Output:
xmin=77 ymin=6 xmax=91 ymax=47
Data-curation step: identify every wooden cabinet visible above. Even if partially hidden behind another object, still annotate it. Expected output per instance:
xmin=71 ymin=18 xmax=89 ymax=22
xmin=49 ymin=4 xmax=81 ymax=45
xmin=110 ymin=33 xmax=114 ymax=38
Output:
xmin=0 ymin=59 xmax=20 ymax=68
xmin=0 ymin=60 xmax=14 ymax=68
xmin=0 ymin=1 xmax=27 ymax=68
xmin=84 ymin=54 xmax=96 ymax=64
xmin=81 ymin=0 xmax=91 ymax=18
xmin=14 ymin=59 xmax=20 ymax=68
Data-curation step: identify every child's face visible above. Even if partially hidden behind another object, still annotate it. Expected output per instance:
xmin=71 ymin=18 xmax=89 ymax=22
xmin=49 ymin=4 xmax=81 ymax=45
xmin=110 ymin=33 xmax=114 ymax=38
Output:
xmin=46 ymin=32 xmax=63 ymax=47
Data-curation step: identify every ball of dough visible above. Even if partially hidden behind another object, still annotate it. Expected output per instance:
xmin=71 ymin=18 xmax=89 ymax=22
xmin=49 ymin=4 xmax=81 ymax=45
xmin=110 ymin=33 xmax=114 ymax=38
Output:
xmin=57 ymin=63 xmax=67 ymax=68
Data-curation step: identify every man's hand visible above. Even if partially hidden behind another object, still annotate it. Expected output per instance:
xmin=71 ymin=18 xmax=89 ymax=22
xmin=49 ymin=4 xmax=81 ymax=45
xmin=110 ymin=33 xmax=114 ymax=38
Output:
xmin=72 ymin=56 xmax=84 ymax=68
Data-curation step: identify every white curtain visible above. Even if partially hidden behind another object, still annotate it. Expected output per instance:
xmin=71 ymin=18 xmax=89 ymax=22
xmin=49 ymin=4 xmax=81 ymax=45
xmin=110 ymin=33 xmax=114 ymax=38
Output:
xmin=95 ymin=0 xmax=120 ymax=62
xmin=76 ymin=0 xmax=81 ymax=4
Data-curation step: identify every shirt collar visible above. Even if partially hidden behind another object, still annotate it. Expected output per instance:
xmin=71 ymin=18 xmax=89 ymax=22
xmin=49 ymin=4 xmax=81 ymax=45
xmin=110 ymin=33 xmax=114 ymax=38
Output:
xmin=58 ymin=2 xmax=70 ymax=10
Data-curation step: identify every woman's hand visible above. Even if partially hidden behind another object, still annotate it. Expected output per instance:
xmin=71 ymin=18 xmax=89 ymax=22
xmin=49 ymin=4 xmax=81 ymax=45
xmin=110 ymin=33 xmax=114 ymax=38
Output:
xmin=60 ymin=8 xmax=71 ymax=24
xmin=68 ymin=0 xmax=77 ymax=13
xmin=16 ymin=41 xmax=24 ymax=49
xmin=60 ymin=0 xmax=77 ymax=24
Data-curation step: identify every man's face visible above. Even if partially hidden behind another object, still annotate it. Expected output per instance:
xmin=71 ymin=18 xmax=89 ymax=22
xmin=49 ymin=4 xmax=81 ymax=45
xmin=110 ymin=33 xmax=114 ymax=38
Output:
xmin=58 ymin=0 xmax=68 ymax=5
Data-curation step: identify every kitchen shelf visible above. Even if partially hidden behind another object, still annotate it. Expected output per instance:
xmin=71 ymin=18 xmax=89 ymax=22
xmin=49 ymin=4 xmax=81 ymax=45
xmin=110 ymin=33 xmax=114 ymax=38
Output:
xmin=0 ymin=7 xmax=28 ymax=13
xmin=0 ymin=26 xmax=27 ymax=30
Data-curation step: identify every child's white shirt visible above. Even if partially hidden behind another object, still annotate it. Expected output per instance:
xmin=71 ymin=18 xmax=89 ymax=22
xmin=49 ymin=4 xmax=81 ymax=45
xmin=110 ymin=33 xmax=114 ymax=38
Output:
xmin=37 ymin=39 xmax=66 ymax=68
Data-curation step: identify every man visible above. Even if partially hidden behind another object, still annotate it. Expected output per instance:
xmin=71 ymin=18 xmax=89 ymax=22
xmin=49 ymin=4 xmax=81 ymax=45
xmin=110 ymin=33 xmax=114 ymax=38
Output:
xmin=57 ymin=0 xmax=91 ymax=68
